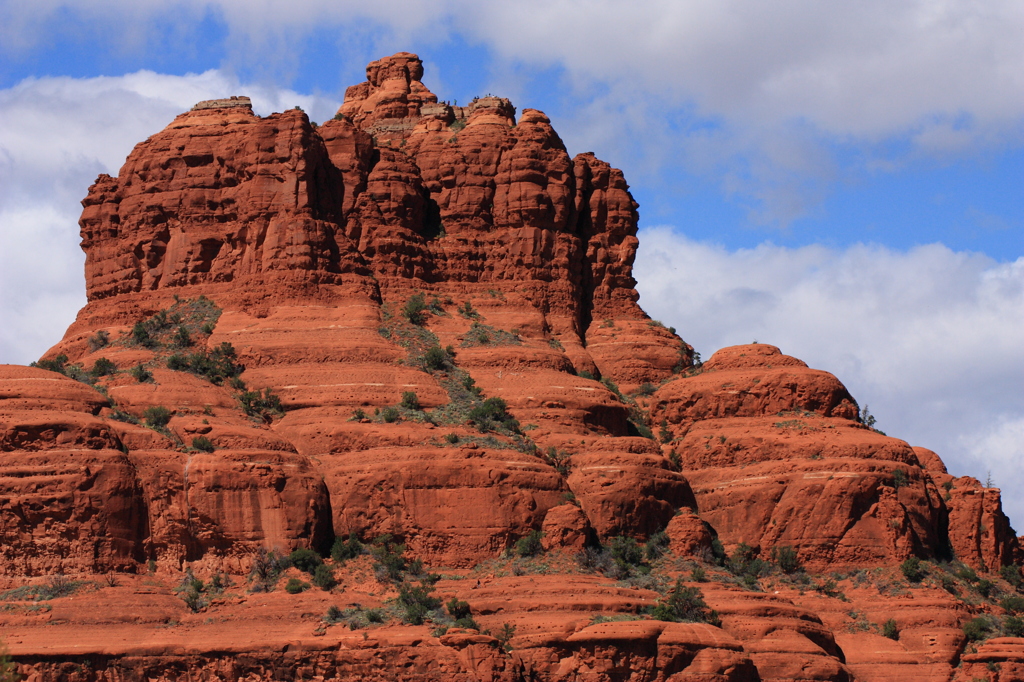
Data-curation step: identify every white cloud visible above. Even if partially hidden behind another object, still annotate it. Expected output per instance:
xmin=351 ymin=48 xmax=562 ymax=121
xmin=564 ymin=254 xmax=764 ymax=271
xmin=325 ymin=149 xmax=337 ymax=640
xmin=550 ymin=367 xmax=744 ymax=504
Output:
xmin=2 ymin=1 xmax=1022 ymax=224
xmin=635 ymin=225 xmax=1024 ymax=527
xmin=0 ymin=70 xmax=341 ymax=365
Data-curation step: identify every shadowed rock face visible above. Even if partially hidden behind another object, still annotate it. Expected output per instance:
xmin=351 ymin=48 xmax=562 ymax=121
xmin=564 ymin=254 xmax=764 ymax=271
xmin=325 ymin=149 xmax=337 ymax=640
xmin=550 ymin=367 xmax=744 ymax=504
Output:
xmin=2 ymin=52 xmax=1022 ymax=682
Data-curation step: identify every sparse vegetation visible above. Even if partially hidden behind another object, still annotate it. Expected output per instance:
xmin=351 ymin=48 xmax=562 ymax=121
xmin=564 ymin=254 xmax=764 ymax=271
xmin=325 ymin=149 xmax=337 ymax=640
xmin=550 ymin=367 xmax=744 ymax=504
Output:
xmin=285 ymin=578 xmax=310 ymax=594
xmin=772 ymin=546 xmax=801 ymax=574
xmin=515 ymin=530 xmax=543 ymax=558
xmin=239 ymin=387 xmax=284 ymax=421
xmin=87 ymin=330 xmax=110 ymax=351
xmin=332 ymin=533 xmax=363 ymax=563
xmin=402 ymin=293 xmax=430 ymax=326
xmin=882 ymin=618 xmax=900 ymax=640
xmin=90 ymin=357 xmax=118 ymax=377
xmin=191 ymin=436 xmax=215 ymax=452
xmin=143 ymin=405 xmax=172 ymax=429
xmin=900 ymin=556 xmax=926 ymax=583
xmin=249 ymin=548 xmax=290 ymax=592
xmin=400 ymin=391 xmax=421 ymax=410
xmin=649 ymin=579 xmax=721 ymax=626
xmin=166 ymin=342 xmax=243 ymax=385
xmin=129 ymin=363 xmax=153 ymax=383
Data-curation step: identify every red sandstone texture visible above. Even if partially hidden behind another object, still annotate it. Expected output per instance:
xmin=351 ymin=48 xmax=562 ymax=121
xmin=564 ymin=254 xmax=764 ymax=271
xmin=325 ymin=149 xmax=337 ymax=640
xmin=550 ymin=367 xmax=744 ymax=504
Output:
xmin=2 ymin=52 xmax=1023 ymax=681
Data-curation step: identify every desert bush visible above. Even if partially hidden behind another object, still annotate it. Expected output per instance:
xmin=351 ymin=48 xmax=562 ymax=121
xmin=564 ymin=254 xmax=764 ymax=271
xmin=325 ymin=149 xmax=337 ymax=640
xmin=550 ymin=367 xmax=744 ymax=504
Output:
xmin=977 ymin=578 xmax=996 ymax=597
xmin=332 ymin=533 xmax=363 ymax=563
xmin=285 ymin=578 xmax=310 ymax=594
xmin=515 ymin=530 xmax=543 ymax=558
xmin=882 ymin=618 xmax=899 ymax=640
xmin=172 ymin=325 xmax=192 ymax=348
xmin=370 ymin=534 xmax=409 ymax=582
xmin=650 ymin=579 xmax=720 ymax=626
xmin=1005 ymin=615 xmax=1024 ymax=637
xmin=773 ymin=546 xmax=801 ymax=574
xmin=1002 ymin=564 xmax=1023 ymax=589
xmin=636 ymin=382 xmax=657 ymax=396
xmin=422 ymin=344 xmax=450 ymax=371
xmin=379 ymin=406 xmax=400 ymax=423
xmin=167 ymin=342 xmax=243 ymax=385
xmin=691 ymin=566 xmax=707 ymax=582
xmin=87 ymin=330 xmax=110 ymax=351
xmin=249 ymin=548 xmax=289 ymax=592
xmin=398 ymin=582 xmax=441 ymax=625
xmin=645 ymin=531 xmax=670 ymax=561
xmin=468 ymin=397 xmax=518 ymax=433
xmin=955 ymin=564 xmax=979 ymax=583
xmin=129 ymin=363 xmax=153 ymax=383
xmin=900 ymin=556 xmax=925 ymax=583
xmin=143 ymin=406 xmax=172 ymax=428
xmin=963 ymin=616 xmax=992 ymax=642
xmin=90 ymin=357 xmax=118 ymax=377
xmin=1001 ymin=596 xmax=1024 ymax=614
xmin=289 ymin=548 xmax=323 ymax=574
xmin=610 ymin=536 xmax=644 ymax=568
xmin=191 ymin=436 xmax=215 ymax=452
xmin=240 ymin=387 xmax=283 ymax=421
xmin=402 ymin=293 xmax=429 ymax=326
xmin=892 ymin=468 xmax=908 ymax=490
xmin=400 ymin=391 xmax=420 ymax=410
xmin=313 ymin=564 xmax=336 ymax=591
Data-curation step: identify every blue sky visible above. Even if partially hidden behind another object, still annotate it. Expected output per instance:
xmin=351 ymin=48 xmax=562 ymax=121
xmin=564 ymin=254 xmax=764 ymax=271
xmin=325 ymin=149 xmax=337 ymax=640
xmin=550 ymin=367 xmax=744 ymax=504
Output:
xmin=1 ymin=0 xmax=1023 ymax=526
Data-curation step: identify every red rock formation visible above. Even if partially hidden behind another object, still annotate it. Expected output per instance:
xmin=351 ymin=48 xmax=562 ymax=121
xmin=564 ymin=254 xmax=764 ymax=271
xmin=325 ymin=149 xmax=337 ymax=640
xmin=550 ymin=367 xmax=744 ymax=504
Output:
xmin=2 ymin=52 xmax=1022 ymax=681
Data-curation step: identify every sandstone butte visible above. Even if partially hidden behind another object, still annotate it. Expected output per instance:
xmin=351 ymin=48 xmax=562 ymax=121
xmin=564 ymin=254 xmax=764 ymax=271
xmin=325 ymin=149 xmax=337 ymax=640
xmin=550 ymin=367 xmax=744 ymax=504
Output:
xmin=1 ymin=52 xmax=1022 ymax=682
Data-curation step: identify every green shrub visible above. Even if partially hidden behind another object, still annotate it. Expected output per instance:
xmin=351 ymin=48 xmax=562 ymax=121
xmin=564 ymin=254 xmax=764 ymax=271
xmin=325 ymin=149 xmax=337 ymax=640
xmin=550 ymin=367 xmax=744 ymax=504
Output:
xmin=650 ymin=579 xmax=720 ymax=626
xmin=143 ymin=406 xmax=172 ymax=428
xmin=892 ymin=468 xmax=908 ymax=490
xmin=90 ymin=357 xmax=118 ymax=377
xmin=400 ymin=391 xmax=420 ymax=410
xmin=610 ymin=536 xmax=644 ymax=567
xmin=313 ymin=564 xmax=336 ymax=591
xmin=458 ymin=301 xmax=478 ymax=319
xmin=366 ymin=608 xmax=385 ymax=623
xmin=444 ymin=432 xmax=459 ymax=444
xmin=977 ymin=578 xmax=996 ymax=597
xmin=285 ymin=578 xmax=310 ymax=594
xmin=191 ymin=436 xmax=215 ymax=452
xmin=515 ymin=530 xmax=543 ymax=557
xmin=167 ymin=342 xmax=243 ymax=384
xmin=1005 ymin=615 xmax=1024 ymax=637
xmin=379 ymin=406 xmax=400 ymax=423
xmin=1001 ymin=596 xmax=1024 ymax=614
xmin=955 ymin=564 xmax=979 ymax=583
xmin=645 ymin=531 xmax=670 ymax=561
xmin=402 ymin=293 xmax=429 ymax=326
xmin=325 ymin=605 xmax=343 ymax=623
xmin=900 ymin=556 xmax=925 ymax=583
xmin=87 ymin=330 xmax=110 ymax=351
xmin=249 ymin=548 xmax=288 ymax=592
xmin=691 ymin=566 xmax=707 ymax=582
xmin=289 ymin=548 xmax=323 ymax=574
xmin=637 ymin=382 xmax=656 ymax=396
xmin=1002 ymin=565 xmax=1023 ymax=589
xmin=398 ymin=582 xmax=440 ymax=625
xmin=129 ymin=363 xmax=153 ymax=383
xmin=370 ymin=534 xmax=409 ymax=582
xmin=468 ymin=397 xmax=518 ymax=433
xmin=882 ymin=618 xmax=899 ymax=640
xmin=173 ymin=325 xmax=193 ymax=347
xmin=423 ymin=345 xmax=450 ymax=371
xmin=773 ymin=546 xmax=801 ymax=574
xmin=332 ymin=533 xmax=363 ymax=563
xmin=131 ymin=321 xmax=156 ymax=347
xmin=447 ymin=598 xmax=471 ymax=620
xmin=240 ymin=387 xmax=283 ymax=421
xmin=963 ymin=616 xmax=991 ymax=641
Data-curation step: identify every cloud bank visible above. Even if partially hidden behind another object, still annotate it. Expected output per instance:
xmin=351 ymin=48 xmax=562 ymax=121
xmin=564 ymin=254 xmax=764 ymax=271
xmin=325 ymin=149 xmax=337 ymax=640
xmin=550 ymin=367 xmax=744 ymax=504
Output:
xmin=636 ymin=226 xmax=1024 ymax=526
xmin=4 ymin=0 xmax=1023 ymax=224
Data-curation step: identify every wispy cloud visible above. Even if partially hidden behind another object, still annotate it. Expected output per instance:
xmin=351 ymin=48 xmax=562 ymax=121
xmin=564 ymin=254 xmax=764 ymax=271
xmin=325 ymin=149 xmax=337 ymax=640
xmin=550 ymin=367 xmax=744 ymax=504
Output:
xmin=2 ymin=0 xmax=1022 ymax=225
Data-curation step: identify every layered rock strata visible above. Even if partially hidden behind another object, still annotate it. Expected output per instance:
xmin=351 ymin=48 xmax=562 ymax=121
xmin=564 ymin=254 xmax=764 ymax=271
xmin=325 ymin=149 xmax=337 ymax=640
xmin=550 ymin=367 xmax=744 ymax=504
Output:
xmin=2 ymin=52 xmax=1022 ymax=682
